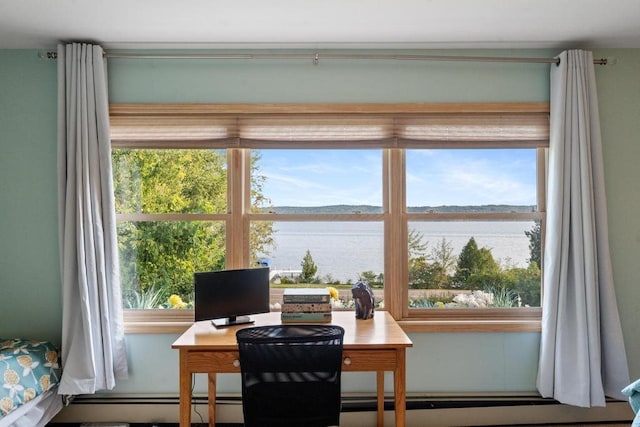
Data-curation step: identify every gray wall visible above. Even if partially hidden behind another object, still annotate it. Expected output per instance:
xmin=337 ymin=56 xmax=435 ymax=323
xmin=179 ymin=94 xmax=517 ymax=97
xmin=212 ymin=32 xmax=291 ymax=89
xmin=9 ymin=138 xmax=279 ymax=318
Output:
xmin=1 ymin=48 xmax=638 ymax=395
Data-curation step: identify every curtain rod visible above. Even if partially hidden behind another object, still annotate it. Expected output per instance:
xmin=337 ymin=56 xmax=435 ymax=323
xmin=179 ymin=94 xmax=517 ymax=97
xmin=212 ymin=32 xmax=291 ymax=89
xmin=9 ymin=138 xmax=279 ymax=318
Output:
xmin=45 ymin=51 xmax=609 ymax=65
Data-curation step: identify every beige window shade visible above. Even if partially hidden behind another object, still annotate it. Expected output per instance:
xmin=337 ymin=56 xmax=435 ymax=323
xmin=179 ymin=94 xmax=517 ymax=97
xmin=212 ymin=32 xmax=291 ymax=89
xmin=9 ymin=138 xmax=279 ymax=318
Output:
xmin=396 ymin=113 xmax=549 ymax=148
xmin=109 ymin=104 xmax=549 ymax=148
xmin=238 ymin=115 xmax=396 ymax=148
xmin=239 ymin=116 xmax=394 ymax=140
xmin=110 ymin=116 xmax=239 ymax=148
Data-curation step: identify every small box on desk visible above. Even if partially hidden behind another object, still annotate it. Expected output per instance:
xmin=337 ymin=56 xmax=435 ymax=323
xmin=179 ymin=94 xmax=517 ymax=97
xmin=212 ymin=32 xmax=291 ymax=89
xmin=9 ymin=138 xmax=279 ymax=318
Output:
xmin=281 ymin=288 xmax=332 ymax=323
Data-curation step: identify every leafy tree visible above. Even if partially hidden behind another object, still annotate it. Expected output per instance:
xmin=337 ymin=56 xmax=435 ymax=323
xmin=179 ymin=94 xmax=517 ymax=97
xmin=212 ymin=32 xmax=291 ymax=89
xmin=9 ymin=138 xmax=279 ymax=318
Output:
xmin=503 ymin=263 xmax=541 ymax=307
xmin=427 ymin=238 xmax=456 ymax=288
xmin=525 ymin=221 xmax=542 ymax=268
xmin=249 ymin=151 xmax=275 ymax=262
xmin=359 ymin=270 xmax=384 ymax=288
xmin=409 ymin=238 xmax=456 ymax=289
xmin=408 ymin=235 xmax=455 ymax=289
xmin=452 ymin=237 xmax=500 ymax=289
xmin=410 ymin=259 xmax=455 ymax=290
xmin=408 ymin=229 xmax=431 ymax=289
xmin=408 ymin=256 xmax=431 ymax=289
xmin=464 ymin=270 xmax=509 ymax=292
xmin=300 ymin=250 xmax=318 ymax=283
xmin=112 ymin=148 xmax=273 ymax=307
xmin=408 ymin=228 xmax=428 ymax=259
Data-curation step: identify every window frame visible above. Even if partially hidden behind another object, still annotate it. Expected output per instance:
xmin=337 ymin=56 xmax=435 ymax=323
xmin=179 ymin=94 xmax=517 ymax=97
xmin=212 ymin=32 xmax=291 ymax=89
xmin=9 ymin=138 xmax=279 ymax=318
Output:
xmin=111 ymin=103 xmax=548 ymax=333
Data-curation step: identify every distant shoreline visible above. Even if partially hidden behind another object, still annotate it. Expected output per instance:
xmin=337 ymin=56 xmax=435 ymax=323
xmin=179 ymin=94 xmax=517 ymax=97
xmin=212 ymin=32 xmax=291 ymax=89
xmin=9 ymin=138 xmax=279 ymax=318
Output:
xmin=264 ymin=204 xmax=537 ymax=214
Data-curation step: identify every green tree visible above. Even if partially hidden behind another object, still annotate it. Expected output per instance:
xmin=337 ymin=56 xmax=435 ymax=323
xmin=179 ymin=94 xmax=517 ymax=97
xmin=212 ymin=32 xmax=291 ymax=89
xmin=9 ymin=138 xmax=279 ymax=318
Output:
xmin=249 ymin=150 xmax=275 ymax=262
xmin=452 ymin=237 xmax=500 ymax=289
xmin=503 ymin=263 xmax=542 ymax=307
xmin=408 ymin=228 xmax=431 ymax=289
xmin=112 ymin=148 xmax=273 ymax=307
xmin=427 ymin=238 xmax=456 ymax=288
xmin=408 ymin=228 xmax=428 ymax=259
xmin=300 ymin=250 xmax=318 ymax=283
xmin=359 ymin=270 xmax=384 ymax=288
xmin=525 ymin=221 xmax=542 ymax=268
xmin=409 ymin=238 xmax=457 ymax=290
xmin=408 ymin=256 xmax=431 ymax=289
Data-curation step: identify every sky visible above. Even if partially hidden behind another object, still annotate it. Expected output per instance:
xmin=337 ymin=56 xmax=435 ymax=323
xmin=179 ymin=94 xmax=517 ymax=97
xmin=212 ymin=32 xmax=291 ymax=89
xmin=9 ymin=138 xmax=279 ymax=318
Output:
xmin=256 ymin=148 xmax=537 ymax=207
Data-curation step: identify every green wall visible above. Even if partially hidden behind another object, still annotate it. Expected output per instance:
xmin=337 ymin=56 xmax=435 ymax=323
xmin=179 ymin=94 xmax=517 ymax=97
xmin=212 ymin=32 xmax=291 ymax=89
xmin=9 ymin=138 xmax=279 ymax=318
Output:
xmin=0 ymin=50 xmax=60 ymax=342
xmin=1 ymin=48 xmax=638 ymax=396
xmin=107 ymin=49 xmax=551 ymax=103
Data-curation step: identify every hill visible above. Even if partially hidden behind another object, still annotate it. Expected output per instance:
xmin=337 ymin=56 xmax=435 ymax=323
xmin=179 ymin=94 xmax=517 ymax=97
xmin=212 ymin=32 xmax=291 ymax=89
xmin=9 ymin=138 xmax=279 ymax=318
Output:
xmin=263 ymin=204 xmax=536 ymax=214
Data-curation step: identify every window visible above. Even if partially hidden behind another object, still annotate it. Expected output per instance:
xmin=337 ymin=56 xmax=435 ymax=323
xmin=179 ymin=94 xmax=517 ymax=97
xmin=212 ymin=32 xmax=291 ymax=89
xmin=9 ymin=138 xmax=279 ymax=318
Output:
xmin=112 ymin=148 xmax=228 ymax=310
xmin=110 ymin=103 xmax=548 ymax=332
xmin=250 ymin=149 xmax=384 ymax=309
xmin=405 ymin=148 xmax=543 ymax=320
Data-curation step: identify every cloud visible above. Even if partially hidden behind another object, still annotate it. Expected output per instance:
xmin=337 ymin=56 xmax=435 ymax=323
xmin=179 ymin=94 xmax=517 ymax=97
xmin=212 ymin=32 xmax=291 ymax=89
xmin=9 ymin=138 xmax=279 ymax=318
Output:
xmin=258 ymin=148 xmax=536 ymax=207
xmin=407 ymin=149 xmax=536 ymax=205
xmin=260 ymin=150 xmax=382 ymax=206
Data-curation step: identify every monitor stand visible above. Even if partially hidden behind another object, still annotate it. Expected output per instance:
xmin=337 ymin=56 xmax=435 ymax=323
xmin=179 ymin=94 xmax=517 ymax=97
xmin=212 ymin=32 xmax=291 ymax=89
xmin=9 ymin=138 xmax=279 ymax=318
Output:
xmin=212 ymin=315 xmax=254 ymax=328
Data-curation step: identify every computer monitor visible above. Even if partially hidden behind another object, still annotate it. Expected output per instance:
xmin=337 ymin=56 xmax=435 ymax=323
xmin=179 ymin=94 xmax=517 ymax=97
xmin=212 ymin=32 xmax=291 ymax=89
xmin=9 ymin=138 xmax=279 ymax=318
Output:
xmin=194 ymin=267 xmax=270 ymax=328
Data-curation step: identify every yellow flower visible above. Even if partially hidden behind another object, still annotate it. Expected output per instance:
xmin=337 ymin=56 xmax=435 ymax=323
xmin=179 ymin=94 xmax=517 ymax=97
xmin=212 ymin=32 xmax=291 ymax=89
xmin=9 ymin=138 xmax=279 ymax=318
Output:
xmin=168 ymin=294 xmax=183 ymax=308
xmin=326 ymin=286 xmax=339 ymax=301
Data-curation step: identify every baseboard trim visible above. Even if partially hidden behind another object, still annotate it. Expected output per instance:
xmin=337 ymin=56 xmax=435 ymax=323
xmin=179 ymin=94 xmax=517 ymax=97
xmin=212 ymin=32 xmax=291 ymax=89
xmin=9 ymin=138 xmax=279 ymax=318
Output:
xmin=50 ymin=393 xmax=635 ymax=426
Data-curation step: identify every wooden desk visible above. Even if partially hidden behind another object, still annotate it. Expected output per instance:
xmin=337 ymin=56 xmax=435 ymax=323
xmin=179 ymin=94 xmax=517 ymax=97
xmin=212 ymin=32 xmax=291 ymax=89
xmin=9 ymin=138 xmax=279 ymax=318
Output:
xmin=172 ymin=311 xmax=413 ymax=427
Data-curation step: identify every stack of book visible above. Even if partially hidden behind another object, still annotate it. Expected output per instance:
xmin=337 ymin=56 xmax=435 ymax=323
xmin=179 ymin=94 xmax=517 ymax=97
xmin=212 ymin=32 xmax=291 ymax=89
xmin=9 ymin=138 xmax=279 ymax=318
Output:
xmin=281 ymin=288 xmax=332 ymax=323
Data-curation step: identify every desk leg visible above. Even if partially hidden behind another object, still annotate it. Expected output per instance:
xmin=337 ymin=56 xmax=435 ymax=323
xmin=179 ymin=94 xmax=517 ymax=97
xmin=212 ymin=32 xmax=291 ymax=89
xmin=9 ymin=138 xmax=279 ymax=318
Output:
xmin=394 ymin=348 xmax=407 ymax=427
xmin=208 ymin=373 xmax=217 ymax=426
xmin=179 ymin=351 xmax=191 ymax=427
xmin=376 ymin=371 xmax=385 ymax=426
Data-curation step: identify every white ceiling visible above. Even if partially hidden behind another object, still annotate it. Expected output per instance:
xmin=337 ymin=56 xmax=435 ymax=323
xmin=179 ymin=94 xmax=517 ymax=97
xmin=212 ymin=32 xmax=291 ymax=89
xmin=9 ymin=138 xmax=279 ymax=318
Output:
xmin=1 ymin=0 xmax=640 ymax=50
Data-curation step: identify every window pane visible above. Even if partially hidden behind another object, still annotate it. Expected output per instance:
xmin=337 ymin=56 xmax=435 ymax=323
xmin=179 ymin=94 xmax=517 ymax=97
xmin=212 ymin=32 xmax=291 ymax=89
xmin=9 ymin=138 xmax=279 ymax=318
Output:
xmin=112 ymin=148 xmax=227 ymax=214
xmin=252 ymin=221 xmax=384 ymax=308
xmin=406 ymin=149 xmax=537 ymax=209
xmin=117 ymin=220 xmax=226 ymax=309
xmin=252 ymin=149 xmax=382 ymax=209
xmin=408 ymin=220 xmax=541 ymax=309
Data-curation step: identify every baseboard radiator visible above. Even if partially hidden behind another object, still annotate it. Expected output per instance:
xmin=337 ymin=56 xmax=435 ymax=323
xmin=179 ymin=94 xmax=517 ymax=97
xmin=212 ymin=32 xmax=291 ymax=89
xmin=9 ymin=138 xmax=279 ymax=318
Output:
xmin=51 ymin=393 xmax=634 ymax=426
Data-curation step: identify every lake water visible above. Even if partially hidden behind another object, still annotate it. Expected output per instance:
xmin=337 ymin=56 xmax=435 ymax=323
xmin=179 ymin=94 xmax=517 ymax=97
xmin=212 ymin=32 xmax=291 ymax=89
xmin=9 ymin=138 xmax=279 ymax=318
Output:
xmin=257 ymin=221 xmax=535 ymax=283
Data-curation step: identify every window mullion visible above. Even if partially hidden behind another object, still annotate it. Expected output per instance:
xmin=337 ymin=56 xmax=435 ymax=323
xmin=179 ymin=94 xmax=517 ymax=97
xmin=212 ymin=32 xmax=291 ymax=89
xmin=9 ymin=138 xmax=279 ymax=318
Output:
xmin=385 ymin=148 xmax=406 ymax=319
xmin=227 ymin=148 xmax=246 ymax=268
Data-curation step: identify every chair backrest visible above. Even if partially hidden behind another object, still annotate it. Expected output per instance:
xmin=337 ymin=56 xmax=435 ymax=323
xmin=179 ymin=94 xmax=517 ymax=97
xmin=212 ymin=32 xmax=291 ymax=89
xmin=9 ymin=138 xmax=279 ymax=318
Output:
xmin=236 ymin=324 xmax=345 ymax=427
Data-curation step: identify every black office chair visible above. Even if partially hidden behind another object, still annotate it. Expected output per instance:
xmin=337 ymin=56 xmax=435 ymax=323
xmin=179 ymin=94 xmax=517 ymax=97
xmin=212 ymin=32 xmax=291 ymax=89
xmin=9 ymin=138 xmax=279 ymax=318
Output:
xmin=236 ymin=324 xmax=345 ymax=427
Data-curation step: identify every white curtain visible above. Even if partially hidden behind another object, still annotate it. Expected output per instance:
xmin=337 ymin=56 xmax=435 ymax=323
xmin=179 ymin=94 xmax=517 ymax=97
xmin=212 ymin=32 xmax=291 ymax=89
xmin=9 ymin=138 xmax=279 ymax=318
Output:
xmin=57 ymin=42 xmax=128 ymax=395
xmin=537 ymin=49 xmax=629 ymax=407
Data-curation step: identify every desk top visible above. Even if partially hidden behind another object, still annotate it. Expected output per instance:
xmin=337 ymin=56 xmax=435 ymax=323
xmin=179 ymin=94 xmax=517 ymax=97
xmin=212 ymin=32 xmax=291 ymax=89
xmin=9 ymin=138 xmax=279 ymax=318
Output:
xmin=172 ymin=311 xmax=413 ymax=351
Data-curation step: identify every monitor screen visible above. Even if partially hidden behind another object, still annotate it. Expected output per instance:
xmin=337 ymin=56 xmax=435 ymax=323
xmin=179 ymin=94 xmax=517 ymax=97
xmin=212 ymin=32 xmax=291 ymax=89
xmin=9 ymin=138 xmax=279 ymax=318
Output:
xmin=194 ymin=267 xmax=270 ymax=328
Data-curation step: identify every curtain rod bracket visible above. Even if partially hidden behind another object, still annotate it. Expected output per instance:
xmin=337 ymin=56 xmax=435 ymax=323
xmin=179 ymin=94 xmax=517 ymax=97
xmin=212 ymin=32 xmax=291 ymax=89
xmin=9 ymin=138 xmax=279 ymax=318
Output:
xmin=555 ymin=57 xmax=608 ymax=66
xmin=39 ymin=50 xmax=58 ymax=60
